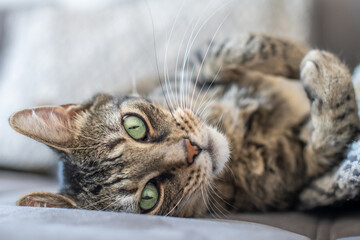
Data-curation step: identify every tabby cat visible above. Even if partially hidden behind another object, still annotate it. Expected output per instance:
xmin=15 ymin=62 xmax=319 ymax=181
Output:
xmin=9 ymin=33 xmax=360 ymax=217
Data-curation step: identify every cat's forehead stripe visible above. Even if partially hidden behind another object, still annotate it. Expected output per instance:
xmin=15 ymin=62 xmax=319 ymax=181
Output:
xmin=116 ymin=96 xmax=138 ymax=107
xmin=116 ymin=96 xmax=152 ymax=107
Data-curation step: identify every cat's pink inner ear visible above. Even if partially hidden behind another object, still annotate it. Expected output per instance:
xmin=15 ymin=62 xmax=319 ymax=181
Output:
xmin=9 ymin=104 xmax=85 ymax=150
xmin=17 ymin=192 xmax=77 ymax=209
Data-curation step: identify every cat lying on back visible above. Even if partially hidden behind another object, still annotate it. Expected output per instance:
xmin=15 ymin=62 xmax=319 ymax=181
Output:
xmin=9 ymin=33 xmax=359 ymax=217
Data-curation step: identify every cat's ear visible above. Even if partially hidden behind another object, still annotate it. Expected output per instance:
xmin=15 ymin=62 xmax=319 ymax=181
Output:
xmin=17 ymin=192 xmax=77 ymax=209
xmin=9 ymin=104 xmax=87 ymax=152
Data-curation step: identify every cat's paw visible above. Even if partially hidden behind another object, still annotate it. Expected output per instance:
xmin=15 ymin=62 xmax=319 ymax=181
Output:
xmin=300 ymin=50 xmax=352 ymax=105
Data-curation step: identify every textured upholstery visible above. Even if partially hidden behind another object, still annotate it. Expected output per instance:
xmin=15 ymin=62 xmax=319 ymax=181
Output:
xmin=1 ymin=170 xmax=360 ymax=240
xmin=0 ymin=206 xmax=310 ymax=240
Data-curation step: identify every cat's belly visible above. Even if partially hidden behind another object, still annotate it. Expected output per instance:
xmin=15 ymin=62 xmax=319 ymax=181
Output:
xmin=278 ymin=80 xmax=310 ymax=125
xmin=210 ymin=79 xmax=311 ymax=212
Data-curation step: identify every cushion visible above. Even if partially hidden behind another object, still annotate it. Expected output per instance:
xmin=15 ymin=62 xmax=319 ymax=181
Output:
xmin=2 ymin=169 xmax=360 ymax=240
xmin=0 ymin=206 xmax=310 ymax=240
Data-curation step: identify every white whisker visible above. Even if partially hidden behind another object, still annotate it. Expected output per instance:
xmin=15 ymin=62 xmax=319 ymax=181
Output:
xmin=204 ymin=187 xmax=225 ymax=219
xmin=194 ymin=64 xmax=223 ymax=115
xmin=189 ymin=13 xmax=230 ymax=112
xmin=144 ymin=0 xmax=175 ymax=117
xmin=163 ymin=0 xmax=186 ymax=110
xmin=197 ymin=91 xmax=221 ymax=118
xmin=165 ymin=195 xmax=184 ymax=216
xmin=207 ymin=183 xmax=232 ymax=216
xmin=200 ymin=185 xmax=216 ymax=218
xmin=178 ymin=0 xmax=223 ymax=109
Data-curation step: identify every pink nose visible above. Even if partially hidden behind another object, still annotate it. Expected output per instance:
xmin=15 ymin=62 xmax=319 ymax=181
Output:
xmin=185 ymin=139 xmax=201 ymax=164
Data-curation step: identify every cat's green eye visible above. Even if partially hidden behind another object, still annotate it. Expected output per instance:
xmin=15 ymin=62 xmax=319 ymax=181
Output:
xmin=140 ymin=182 xmax=159 ymax=212
xmin=123 ymin=115 xmax=147 ymax=140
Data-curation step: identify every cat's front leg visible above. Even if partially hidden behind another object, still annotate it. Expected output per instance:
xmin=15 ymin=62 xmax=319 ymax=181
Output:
xmin=301 ymin=50 xmax=360 ymax=178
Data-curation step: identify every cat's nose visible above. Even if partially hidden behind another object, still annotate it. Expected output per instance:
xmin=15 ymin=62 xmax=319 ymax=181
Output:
xmin=185 ymin=139 xmax=201 ymax=164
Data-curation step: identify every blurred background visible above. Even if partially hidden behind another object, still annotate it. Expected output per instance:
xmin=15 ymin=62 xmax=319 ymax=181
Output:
xmin=0 ymin=0 xmax=359 ymax=172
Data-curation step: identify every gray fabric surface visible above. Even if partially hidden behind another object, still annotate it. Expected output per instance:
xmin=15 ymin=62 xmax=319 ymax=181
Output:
xmin=299 ymin=141 xmax=360 ymax=209
xmin=1 ymin=170 xmax=360 ymax=240
xmin=0 ymin=172 xmax=309 ymax=240
xmin=228 ymin=209 xmax=360 ymax=240
xmin=339 ymin=237 xmax=360 ymax=240
xmin=0 ymin=206 xmax=309 ymax=240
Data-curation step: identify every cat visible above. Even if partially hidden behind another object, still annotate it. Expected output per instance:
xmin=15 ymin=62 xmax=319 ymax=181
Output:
xmin=9 ymin=33 xmax=360 ymax=217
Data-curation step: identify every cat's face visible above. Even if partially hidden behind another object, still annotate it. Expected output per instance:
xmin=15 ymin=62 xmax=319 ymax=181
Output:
xmin=10 ymin=93 xmax=230 ymax=217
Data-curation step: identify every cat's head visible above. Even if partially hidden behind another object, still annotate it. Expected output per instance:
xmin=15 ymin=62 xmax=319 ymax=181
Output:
xmin=9 ymin=93 xmax=230 ymax=217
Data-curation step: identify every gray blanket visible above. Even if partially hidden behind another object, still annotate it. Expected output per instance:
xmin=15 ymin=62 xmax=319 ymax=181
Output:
xmin=299 ymin=141 xmax=360 ymax=209
xmin=0 ymin=206 xmax=309 ymax=240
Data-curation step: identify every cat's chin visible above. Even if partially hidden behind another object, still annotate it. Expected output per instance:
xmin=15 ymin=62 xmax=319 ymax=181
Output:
xmin=206 ymin=126 xmax=230 ymax=176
